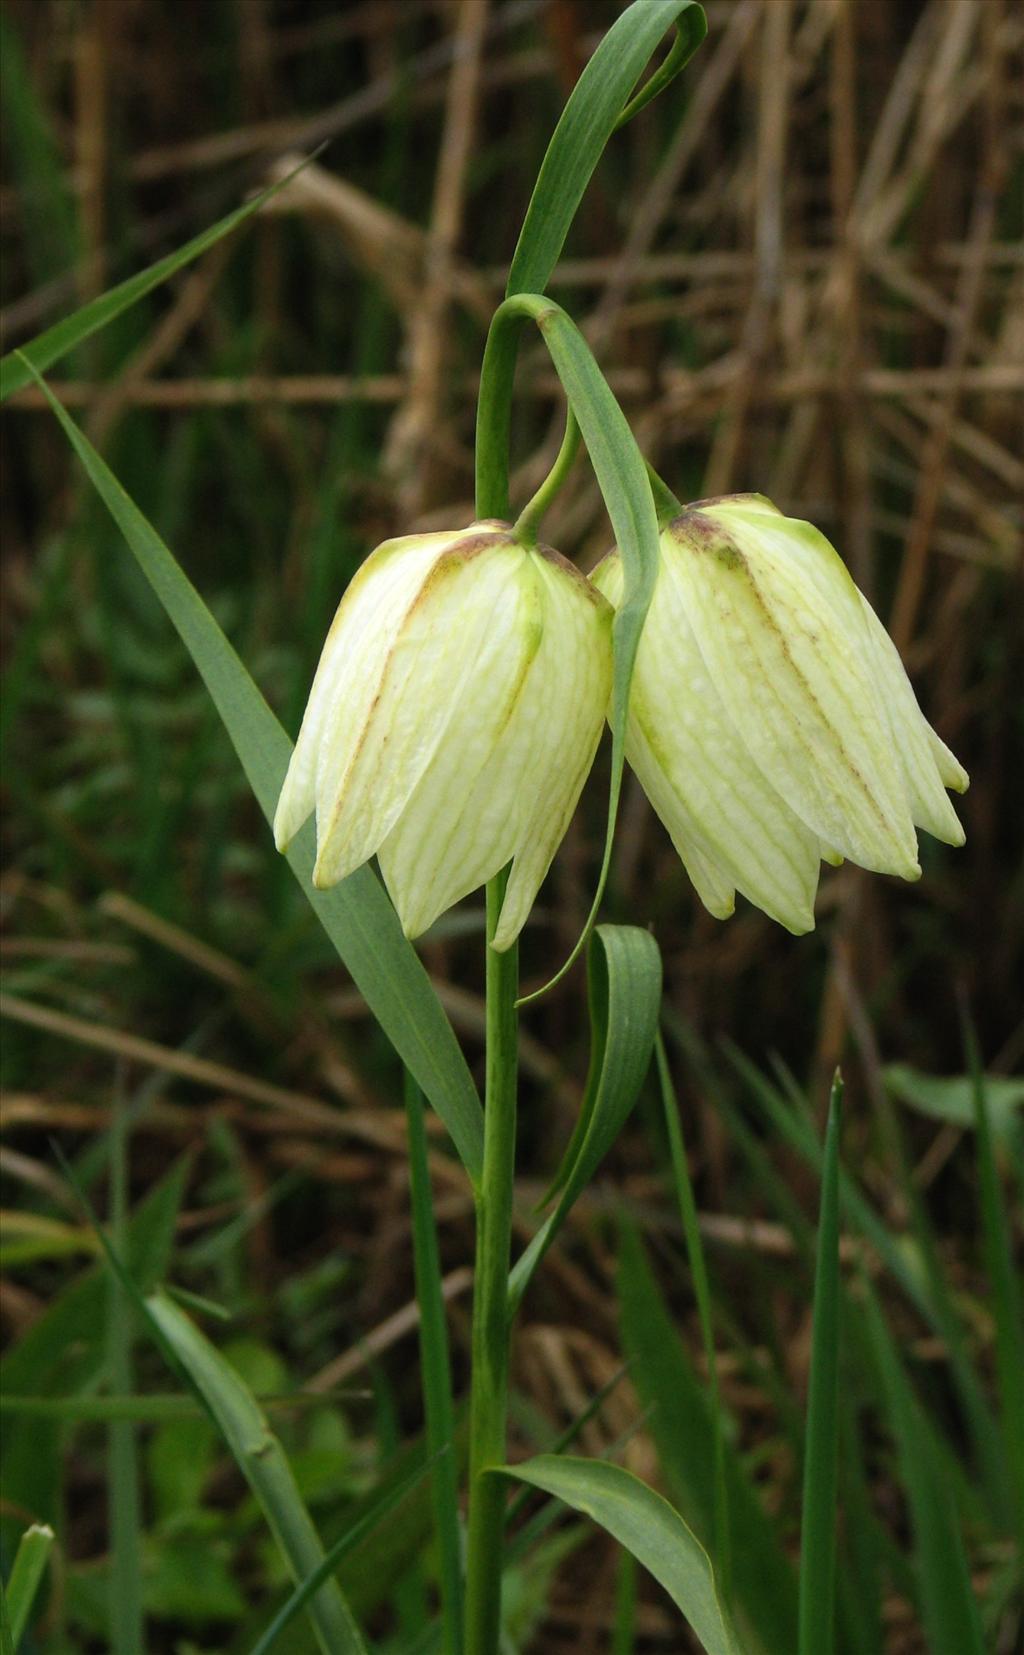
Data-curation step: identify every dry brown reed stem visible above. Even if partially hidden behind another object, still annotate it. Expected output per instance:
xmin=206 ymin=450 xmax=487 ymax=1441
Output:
xmin=889 ymin=0 xmax=1009 ymax=653
xmin=72 ymin=0 xmax=109 ymax=308
xmin=384 ymin=0 xmax=490 ymax=518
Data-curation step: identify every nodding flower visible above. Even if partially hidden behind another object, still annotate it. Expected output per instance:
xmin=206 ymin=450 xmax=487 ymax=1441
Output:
xmin=592 ymin=494 xmax=967 ymax=934
xmin=275 ymin=521 xmax=613 ymax=951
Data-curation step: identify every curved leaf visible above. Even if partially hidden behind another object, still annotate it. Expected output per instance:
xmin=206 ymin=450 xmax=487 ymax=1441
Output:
xmin=508 ymin=923 xmax=661 ymax=1312
xmin=507 ymin=0 xmax=707 ymax=299
xmin=24 ymin=364 xmax=484 ymax=1181
xmin=477 ymin=294 xmax=662 ymax=1000
xmin=494 ymin=1456 xmax=740 ymax=1655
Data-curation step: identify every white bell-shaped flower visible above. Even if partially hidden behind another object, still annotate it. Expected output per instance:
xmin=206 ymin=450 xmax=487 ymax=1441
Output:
xmin=275 ymin=522 xmax=613 ymax=950
xmin=592 ymin=494 xmax=967 ymax=933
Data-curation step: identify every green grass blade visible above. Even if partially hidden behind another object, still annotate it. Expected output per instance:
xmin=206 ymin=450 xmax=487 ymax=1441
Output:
xmin=23 ymin=363 xmax=484 ymax=1181
xmin=0 ymin=1157 xmax=188 ymax=1531
xmin=146 ymin=1291 xmax=367 ymax=1655
xmin=964 ymin=1018 xmax=1024 ymax=1548
xmin=1 ymin=1581 xmax=14 ymax=1655
xmin=3 ymin=1525 xmax=54 ymax=1649
xmin=508 ymin=924 xmax=661 ymax=1310
xmin=507 ymin=0 xmax=706 ymax=298
xmin=731 ymin=1045 xmax=1009 ymax=1523
xmin=0 ymin=12 xmax=78 ymax=288
xmin=654 ymin=1031 xmax=730 ymax=1600
xmin=404 ymin=1071 xmax=464 ymax=1655
xmin=0 ymin=156 xmax=317 ymax=401
xmin=504 ymin=1364 xmax=632 ymax=1539
xmin=248 ymin=1459 xmax=432 ymax=1655
xmin=798 ymin=1074 xmax=843 ymax=1655
xmin=0 ymin=1391 xmax=358 ymax=1422
xmin=611 ymin=1548 xmax=638 ymax=1655
xmin=494 ymin=1457 xmax=741 ymax=1655
xmin=107 ymin=1097 xmax=143 ymax=1655
xmin=618 ymin=1223 xmax=797 ymax=1655
xmin=53 ymin=1147 xmax=368 ymax=1654
xmin=859 ymin=1278 xmax=985 ymax=1655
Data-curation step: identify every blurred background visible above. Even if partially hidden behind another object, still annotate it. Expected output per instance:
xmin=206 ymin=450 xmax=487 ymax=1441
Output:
xmin=2 ymin=2 xmax=1022 ymax=1651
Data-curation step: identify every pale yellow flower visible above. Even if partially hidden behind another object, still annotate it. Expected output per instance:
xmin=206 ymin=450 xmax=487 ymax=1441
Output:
xmin=275 ymin=522 xmax=613 ymax=950
xmin=592 ymin=494 xmax=967 ymax=933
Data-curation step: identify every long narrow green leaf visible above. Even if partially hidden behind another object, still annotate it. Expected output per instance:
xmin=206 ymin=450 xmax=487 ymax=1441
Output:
xmin=507 ymin=0 xmax=706 ymax=298
xmin=0 ymin=1157 xmax=188 ymax=1532
xmin=798 ymin=1075 xmax=843 ymax=1655
xmin=0 ymin=1391 xmax=356 ymax=1422
xmin=0 ymin=12 xmax=78 ymax=288
xmin=249 ymin=1459 xmax=433 ymax=1655
xmin=3 ymin=1525 xmax=54 ymax=1650
xmin=1 ymin=156 xmax=317 ymax=401
xmin=107 ymin=1097 xmax=143 ymax=1655
xmin=146 ymin=1292 xmax=367 ymax=1655
xmin=52 ymin=1148 xmax=368 ymax=1654
xmin=618 ymin=1224 xmax=797 ymax=1655
xmin=655 ymin=1033 xmax=730 ymax=1601
xmin=404 ymin=1072 xmax=463 ymax=1655
xmin=731 ymin=1044 xmax=1009 ymax=1524
xmin=24 ymin=364 xmax=484 ymax=1181
xmin=859 ymin=1278 xmax=985 ymax=1655
xmin=1 ymin=1580 xmax=14 ymax=1655
xmin=493 ymin=1456 xmax=740 ymax=1655
xmin=508 ymin=924 xmax=661 ymax=1310
xmin=965 ymin=1023 xmax=1024 ymax=1548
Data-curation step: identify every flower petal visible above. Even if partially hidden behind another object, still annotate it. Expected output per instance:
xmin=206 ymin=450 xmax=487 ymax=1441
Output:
xmin=678 ymin=504 xmax=921 ymax=878
xmin=313 ymin=529 xmax=522 ymax=888
xmin=491 ymin=552 xmax=613 ymax=951
xmin=376 ymin=552 xmax=546 ymax=937
xmin=593 ymin=549 xmax=820 ymax=934
xmin=854 ymin=592 xmax=966 ymax=846
xmin=273 ymin=530 xmax=452 ymax=852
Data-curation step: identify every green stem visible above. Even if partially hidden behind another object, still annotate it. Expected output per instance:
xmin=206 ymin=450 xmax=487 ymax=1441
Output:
xmin=513 ymin=409 xmax=581 ymax=547
xmin=475 ymin=294 xmax=556 ymax=521
xmin=463 ymin=871 xmax=520 ymax=1655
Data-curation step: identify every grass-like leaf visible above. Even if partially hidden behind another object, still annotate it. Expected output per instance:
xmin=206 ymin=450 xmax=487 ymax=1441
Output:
xmin=146 ymin=1291 xmax=368 ymax=1655
xmin=2 ymin=1524 xmax=54 ymax=1651
xmin=248 ymin=1458 xmax=433 ymax=1655
xmin=508 ymin=924 xmax=661 ymax=1311
xmin=730 ymin=1045 xmax=1009 ymax=1526
xmin=493 ymin=1456 xmax=741 ymax=1655
xmin=655 ymin=1033 xmax=731 ymax=1598
xmin=964 ymin=1019 xmax=1024 ymax=1550
xmin=1 ymin=156 xmax=317 ymax=401
xmin=107 ymin=1098 xmax=143 ymax=1655
xmin=859 ymin=1277 xmax=985 ymax=1655
xmin=618 ymin=1223 xmax=797 ymax=1655
xmin=798 ymin=1074 xmax=843 ymax=1655
xmin=507 ymin=0 xmax=706 ymax=298
xmin=23 ymin=362 xmax=484 ymax=1182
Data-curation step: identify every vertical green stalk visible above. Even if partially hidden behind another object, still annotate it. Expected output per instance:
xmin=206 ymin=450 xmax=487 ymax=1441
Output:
xmin=463 ymin=870 xmax=519 ymax=1655
xmin=108 ymin=1089 xmax=144 ymax=1654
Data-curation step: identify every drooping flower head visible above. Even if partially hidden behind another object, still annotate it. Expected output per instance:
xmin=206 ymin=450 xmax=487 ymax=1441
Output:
xmin=592 ymin=494 xmax=967 ymax=933
xmin=275 ymin=522 xmax=612 ymax=950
